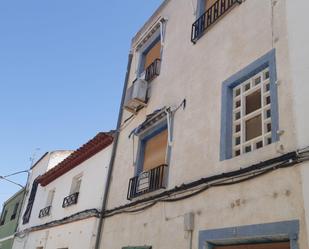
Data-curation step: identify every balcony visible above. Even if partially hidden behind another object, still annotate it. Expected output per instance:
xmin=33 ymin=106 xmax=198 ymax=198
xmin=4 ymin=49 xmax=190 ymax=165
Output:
xmin=127 ymin=164 xmax=167 ymax=200
xmin=191 ymin=0 xmax=242 ymax=43
xmin=145 ymin=59 xmax=161 ymax=82
xmin=38 ymin=206 xmax=51 ymax=218
xmin=62 ymin=192 xmax=79 ymax=208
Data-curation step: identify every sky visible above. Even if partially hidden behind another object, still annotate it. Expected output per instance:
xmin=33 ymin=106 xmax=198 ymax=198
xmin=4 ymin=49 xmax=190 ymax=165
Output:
xmin=0 ymin=0 xmax=163 ymax=208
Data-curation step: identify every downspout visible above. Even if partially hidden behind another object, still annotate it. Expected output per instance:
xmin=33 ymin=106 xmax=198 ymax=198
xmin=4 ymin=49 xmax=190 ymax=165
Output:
xmin=94 ymin=52 xmax=133 ymax=249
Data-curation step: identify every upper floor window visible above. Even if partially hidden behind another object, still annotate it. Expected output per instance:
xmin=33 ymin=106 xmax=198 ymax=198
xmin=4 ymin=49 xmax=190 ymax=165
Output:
xmin=39 ymin=188 xmax=55 ymax=218
xmin=127 ymin=110 xmax=170 ymax=200
xmin=138 ymin=34 xmax=162 ymax=82
xmin=70 ymin=175 xmax=82 ymax=195
xmin=62 ymin=175 xmax=82 ymax=208
xmin=232 ymin=68 xmax=272 ymax=157
xmin=22 ymin=179 xmax=39 ymax=224
xmin=0 ymin=209 xmax=8 ymax=225
xmin=192 ymin=0 xmax=242 ymax=43
xmin=10 ymin=202 xmax=19 ymax=220
xmin=220 ymin=49 xmax=279 ymax=160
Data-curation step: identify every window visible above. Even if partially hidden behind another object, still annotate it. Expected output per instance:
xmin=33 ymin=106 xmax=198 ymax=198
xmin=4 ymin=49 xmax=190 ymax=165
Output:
xmin=192 ymin=0 xmax=242 ymax=43
xmin=127 ymin=110 xmax=171 ymax=200
xmin=214 ymin=242 xmax=290 ymax=249
xmin=46 ymin=189 xmax=55 ymax=207
xmin=231 ymin=68 xmax=272 ymax=157
xmin=22 ymin=179 xmax=39 ymax=224
xmin=70 ymin=175 xmax=82 ymax=195
xmin=137 ymin=32 xmax=162 ymax=82
xmin=220 ymin=50 xmax=279 ymax=160
xmin=0 ymin=210 xmax=8 ymax=225
xmin=140 ymin=128 xmax=168 ymax=172
xmin=10 ymin=202 xmax=19 ymax=220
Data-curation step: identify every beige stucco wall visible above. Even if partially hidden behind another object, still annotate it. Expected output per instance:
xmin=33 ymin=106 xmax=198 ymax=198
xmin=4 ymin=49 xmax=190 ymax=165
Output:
xmin=13 ymin=217 xmax=98 ymax=249
xmin=100 ymin=0 xmax=309 ymax=248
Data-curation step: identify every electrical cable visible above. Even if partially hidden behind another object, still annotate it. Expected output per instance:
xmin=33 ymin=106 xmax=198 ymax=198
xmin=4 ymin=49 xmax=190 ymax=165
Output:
xmin=103 ymin=152 xmax=301 ymax=218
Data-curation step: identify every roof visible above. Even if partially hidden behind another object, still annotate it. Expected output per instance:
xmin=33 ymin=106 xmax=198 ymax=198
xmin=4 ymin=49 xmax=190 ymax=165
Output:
xmin=30 ymin=152 xmax=49 ymax=170
xmin=131 ymin=0 xmax=170 ymax=47
xmin=38 ymin=132 xmax=114 ymax=187
xmin=2 ymin=188 xmax=25 ymax=207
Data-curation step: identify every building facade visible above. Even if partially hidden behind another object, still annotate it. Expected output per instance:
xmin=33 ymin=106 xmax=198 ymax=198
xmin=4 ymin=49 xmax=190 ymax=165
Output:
xmin=96 ymin=0 xmax=309 ymax=249
xmin=0 ymin=189 xmax=25 ymax=249
xmin=12 ymin=133 xmax=113 ymax=249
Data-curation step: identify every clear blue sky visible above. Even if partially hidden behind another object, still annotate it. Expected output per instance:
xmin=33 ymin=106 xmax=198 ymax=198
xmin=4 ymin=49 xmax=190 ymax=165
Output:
xmin=0 ymin=0 xmax=163 ymax=207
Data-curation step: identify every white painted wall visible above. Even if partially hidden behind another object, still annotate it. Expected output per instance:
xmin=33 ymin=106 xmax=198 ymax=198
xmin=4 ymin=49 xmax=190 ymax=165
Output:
xmin=13 ymin=144 xmax=112 ymax=249
xmin=18 ymin=151 xmax=73 ymax=232
xmin=285 ymin=0 xmax=309 ymax=245
xmin=100 ymin=0 xmax=309 ymax=248
xmin=13 ymin=217 xmax=98 ymax=249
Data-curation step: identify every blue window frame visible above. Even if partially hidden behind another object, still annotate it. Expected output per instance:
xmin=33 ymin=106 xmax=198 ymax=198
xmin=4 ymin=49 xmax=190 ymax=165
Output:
xmin=220 ymin=49 xmax=279 ymax=160
xmin=198 ymin=220 xmax=299 ymax=249
xmin=197 ymin=0 xmax=206 ymax=17
xmin=136 ymin=120 xmax=168 ymax=175
xmin=137 ymin=33 xmax=161 ymax=76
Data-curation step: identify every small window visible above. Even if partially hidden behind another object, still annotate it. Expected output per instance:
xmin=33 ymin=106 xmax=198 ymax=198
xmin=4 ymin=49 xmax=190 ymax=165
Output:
xmin=70 ymin=175 xmax=82 ymax=195
xmin=46 ymin=189 xmax=55 ymax=207
xmin=10 ymin=202 xmax=19 ymax=220
xmin=232 ymin=68 xmax=272 ymax=157
xmin=220 ymin=50 xmax=279 ymax=160
xmin=0 ymin=210 xmax=8 ymax=225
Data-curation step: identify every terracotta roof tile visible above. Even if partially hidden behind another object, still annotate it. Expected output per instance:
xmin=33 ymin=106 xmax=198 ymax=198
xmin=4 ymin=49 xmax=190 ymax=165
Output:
xmin=38 ymin=132 xmax=114 ymax=187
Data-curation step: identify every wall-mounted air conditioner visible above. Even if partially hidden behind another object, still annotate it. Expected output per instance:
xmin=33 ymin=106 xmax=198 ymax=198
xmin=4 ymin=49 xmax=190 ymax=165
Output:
xmin=124 ymin=78 xmax=148 ymax=113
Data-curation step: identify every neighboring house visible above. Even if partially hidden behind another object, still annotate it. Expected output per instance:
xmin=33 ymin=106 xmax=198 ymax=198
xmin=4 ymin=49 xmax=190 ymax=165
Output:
xmin=0 ymin=189 xmax=25 ymax=249
xmin=96 ymin=1 xmax=309 ymax=249
xmin=12 ymin=132 xmax=113 ymax=249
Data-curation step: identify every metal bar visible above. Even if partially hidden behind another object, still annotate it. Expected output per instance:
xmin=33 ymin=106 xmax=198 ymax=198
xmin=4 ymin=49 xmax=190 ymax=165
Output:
xmin=191 ymin=0 xmax=242 ymax=43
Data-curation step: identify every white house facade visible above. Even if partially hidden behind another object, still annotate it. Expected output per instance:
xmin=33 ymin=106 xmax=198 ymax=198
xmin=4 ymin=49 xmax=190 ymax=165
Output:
xmin=12 ymin=132 xmax=113 ymax=249
xmin=94 ymin=1 xmax=309 ymax=249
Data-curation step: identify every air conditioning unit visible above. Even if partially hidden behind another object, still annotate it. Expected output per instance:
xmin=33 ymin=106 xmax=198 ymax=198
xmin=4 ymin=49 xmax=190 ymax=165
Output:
xmin=124 ymin=78 xmax=148 ymax=113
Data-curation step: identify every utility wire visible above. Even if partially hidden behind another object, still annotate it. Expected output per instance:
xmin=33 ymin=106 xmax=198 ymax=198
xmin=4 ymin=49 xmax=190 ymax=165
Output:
xmin=0 ymin=169 xmax=29 ymax=188
xmin=0 ymin=176 xmax=24 ymax=188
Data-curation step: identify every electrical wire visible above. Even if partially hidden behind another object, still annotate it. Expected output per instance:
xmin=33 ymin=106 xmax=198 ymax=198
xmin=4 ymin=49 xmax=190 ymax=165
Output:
xmin=0 ymin=176 xmax=24 ymax=188
xmin=103 ymin=152 xmax=301 ymax=218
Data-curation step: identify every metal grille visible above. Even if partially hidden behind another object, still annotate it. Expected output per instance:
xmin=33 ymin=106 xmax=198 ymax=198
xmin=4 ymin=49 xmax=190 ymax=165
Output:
xmin=62 ymin=192 xmax=79 ymax=208
xmin=191 ymin=0 xmax=242 ymax=43
xmin=127 ymin=164 xmax=167 ymax=200
xmin=145 ymin=59 xmax=161 ymax=82
xmin=38 ymin=206 xmax=51 ymax=218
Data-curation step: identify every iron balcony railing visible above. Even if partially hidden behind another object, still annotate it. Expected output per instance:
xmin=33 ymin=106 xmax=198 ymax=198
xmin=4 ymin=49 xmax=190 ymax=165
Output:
xmin=127 ymin=164 xmax=167 ymax=200
xmin=38 ymin=206 xmax=51 ymax=218
xmin=62 ymin=192 xmax=79 ymax=208
xmin=191 ymin=0 xmax=242 ymax=43
xmin=145 ymin=59 xmax=161 ymax=82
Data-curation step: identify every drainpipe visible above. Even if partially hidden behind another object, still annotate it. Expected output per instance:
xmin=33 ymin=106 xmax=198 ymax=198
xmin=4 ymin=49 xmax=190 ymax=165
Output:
xmin=94 ymin=52 xmax=133 ymax=249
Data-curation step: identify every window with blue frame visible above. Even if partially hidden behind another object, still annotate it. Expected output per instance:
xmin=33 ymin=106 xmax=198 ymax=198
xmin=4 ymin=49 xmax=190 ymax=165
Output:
xmin=220 ymin=49 xmax=279 ymax=160
xmin=127 ymin=114 xmax=170 ymax=200
xmin=137 ymin=32 xmax=162 ymax=82
xmin=136 ymin=122 xmax=168 ymax=174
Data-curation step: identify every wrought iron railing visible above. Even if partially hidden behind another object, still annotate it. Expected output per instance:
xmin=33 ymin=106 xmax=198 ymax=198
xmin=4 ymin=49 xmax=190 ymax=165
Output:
xmin=127 ymin=164 xmax=167 ymax=200
xmin=38 ymin=206 xmax=51 ymax=218
xmin=145 ymin=59 xmax=161 ymax=82
xmin=191 ymin=0 xmax=242 ymax=43
xmin=62 ymin=192 xmax=79 ymax=208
